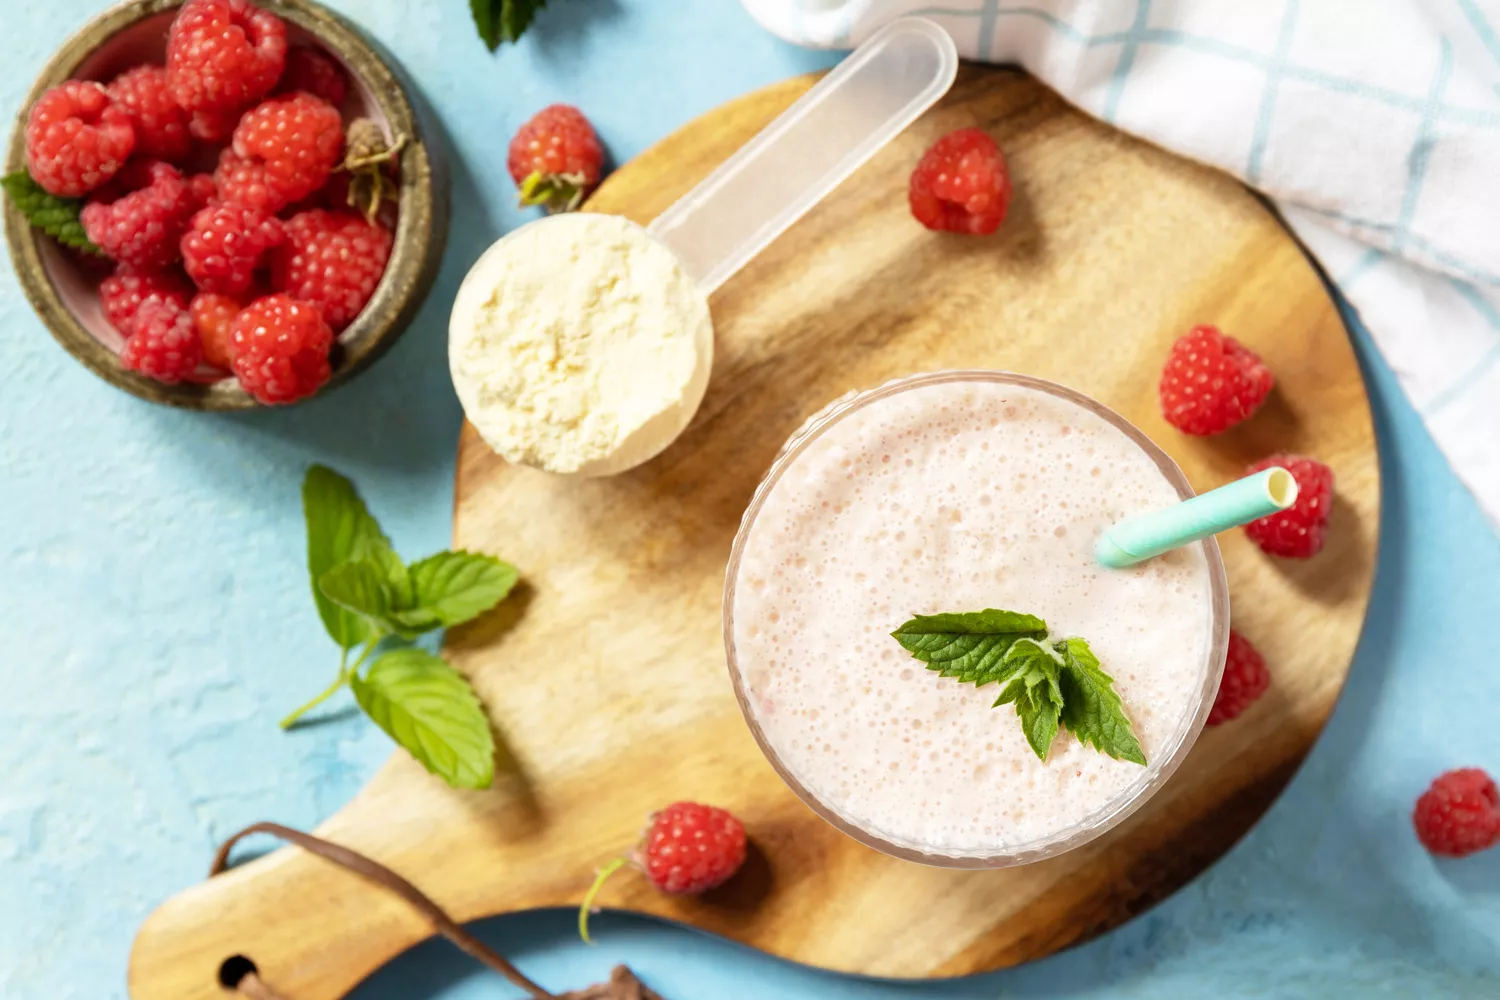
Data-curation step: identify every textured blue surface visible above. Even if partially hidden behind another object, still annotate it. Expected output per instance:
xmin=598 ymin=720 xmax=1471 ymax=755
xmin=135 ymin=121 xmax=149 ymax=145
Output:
xmin=0 ymin=2 xmax=1497 ymax=999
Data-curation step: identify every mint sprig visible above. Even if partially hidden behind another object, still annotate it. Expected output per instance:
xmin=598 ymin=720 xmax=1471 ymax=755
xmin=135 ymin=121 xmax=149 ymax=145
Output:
xmin=893 ymin=610 xmax=1146 ymax=764
xmin=285 ymin=465 xmax=519 ymax=790
xmin=2 ymin=171 xmax=102 ymax=255
xmin=471 ymin=0 xmax=548 ymax=50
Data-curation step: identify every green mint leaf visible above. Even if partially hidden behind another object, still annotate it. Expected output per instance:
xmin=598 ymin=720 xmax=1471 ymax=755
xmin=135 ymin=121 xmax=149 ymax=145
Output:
xmin=350 ymin=648 xmax=495 ymax=789
xmin=391 ymin=550 xmax=519 ymax=635
xmin=891 ymin=610 xmax=1048 ymax=685
xmin=303 ymin=466 xmax=395 ymax=649
xmin=992 ymin=639 xmax=1064 ymax=760
xmin=368 ymin=540 xmax=413 ymax=609
xmin=995 ymin=639 xmax=1064 ymax=707
xmin=892 ymin=610 xmax=1145 ymax=765
xmin=318 ymin=560 xmax=393 ymax=628
xmin=1056 ymin=638 xmax=1147 ymax=765
xmin=1017 ymin=690 xmax=1061 ymax=762
xmin=471 ymin=0 xmax=548 ymax=50
xmin=1 ymin=171 xmax=102 ymax=255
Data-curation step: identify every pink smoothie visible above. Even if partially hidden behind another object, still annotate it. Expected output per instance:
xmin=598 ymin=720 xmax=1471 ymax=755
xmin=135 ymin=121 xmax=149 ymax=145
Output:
xmin=726 ymin=373 xmax=1223 ymax=862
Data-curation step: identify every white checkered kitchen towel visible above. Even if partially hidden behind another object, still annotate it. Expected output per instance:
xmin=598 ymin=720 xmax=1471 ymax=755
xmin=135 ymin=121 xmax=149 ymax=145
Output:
xmin=741 ymin=0 xmax=1500 ymax=525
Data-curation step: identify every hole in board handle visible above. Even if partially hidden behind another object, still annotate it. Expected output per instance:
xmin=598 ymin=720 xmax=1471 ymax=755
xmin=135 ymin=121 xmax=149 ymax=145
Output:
xmin=218 ymin=955 xmax=259 ymax=990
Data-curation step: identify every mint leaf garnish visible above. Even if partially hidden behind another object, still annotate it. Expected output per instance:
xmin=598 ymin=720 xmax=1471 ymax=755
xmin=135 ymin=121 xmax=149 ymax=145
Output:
xmin=392 ymin=551 xmax=519 ymax=634
xmin=991 ymin=638 xmax=1064 ymax=708
xmin=287 ymin=465 xmax=520 ymax=790
xmin=992 ymin=639 xmax=1065 ymax=761
xmin=1 ymin=171 xmax=102 ymax=255
xmin=350 ymin=649 xmax=496 ymax=789
xmin=1056 ymin=637 xmax=1147 ymax=765
xmin=892 ymin=610 xmax=1145 ymax=764
xmin=1018 ymin=694 xmax=1061 ymax=763
xmin=471 ymin=0 xmax=548 ymax=50
xmin=318 ymin=560 xmax=395 ymax=629
xmin=892 ymin=610 xmax=1047 ymax=685
xmin=303 ymin=466 xmax=391 ymax=650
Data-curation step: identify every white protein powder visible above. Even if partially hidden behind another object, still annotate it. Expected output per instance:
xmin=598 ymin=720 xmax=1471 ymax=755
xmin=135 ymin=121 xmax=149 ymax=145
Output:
xmin=449 ymin=213 xmax=713 ymax=476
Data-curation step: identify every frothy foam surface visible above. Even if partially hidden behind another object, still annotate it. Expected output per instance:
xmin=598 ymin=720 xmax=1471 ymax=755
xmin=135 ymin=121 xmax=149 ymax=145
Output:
xmin=730 ymin=378 xmax=1214 ymax=857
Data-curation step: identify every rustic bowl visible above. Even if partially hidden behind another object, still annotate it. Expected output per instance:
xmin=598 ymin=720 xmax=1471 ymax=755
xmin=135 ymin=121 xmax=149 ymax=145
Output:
xmin=3 ymin=0 xmax=449 ymax=410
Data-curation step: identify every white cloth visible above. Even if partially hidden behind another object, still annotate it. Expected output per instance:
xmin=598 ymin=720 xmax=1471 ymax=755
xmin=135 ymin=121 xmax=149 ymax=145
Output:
xmin=740 ymin=0 xmax=1500 ymax=524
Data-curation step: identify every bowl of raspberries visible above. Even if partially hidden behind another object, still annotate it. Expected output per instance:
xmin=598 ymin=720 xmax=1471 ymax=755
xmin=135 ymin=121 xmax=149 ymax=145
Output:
xmin=3 ymin=0 xmax=448 ymax=409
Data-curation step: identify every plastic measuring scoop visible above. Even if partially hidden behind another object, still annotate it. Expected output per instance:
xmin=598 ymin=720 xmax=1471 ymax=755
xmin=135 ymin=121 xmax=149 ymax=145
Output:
xmin=449 ymin=19 xmax=957 ymax=477
xmin=648 ymin=17 xmax=959 ymax=294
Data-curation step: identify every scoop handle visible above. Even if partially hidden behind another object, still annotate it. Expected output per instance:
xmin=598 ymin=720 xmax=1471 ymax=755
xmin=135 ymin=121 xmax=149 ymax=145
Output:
xmin=647 ymin=17 xmax=958 ymax=295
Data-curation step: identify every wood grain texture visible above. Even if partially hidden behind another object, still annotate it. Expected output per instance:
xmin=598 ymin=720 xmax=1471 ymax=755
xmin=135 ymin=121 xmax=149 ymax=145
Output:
xmin=128 ymin=66 xmax=1378 ymax=999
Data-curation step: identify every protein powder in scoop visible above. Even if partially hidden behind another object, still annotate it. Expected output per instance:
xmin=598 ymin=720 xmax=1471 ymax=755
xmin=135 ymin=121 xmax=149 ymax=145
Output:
xmin=449 ymin=213 xmax=713 ymax=476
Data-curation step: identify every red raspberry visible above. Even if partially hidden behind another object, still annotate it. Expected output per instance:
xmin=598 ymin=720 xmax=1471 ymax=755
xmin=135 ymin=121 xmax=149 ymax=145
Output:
xmin=107 ymin=66 xmax=191 ymax=164
xmin=578 ymin=800 xmax=747 ymax=942
xmin=1244 ymin=455 xmax=1334 ymax=558
xmin=275 ymin=46 xmax=350 ymax=107
xmin=1206 ymin=629 xmax=1270 ymax=726
xmin=167 ymin=0 xmax=287 ymax=116
xmin=100 ymin=267 xmax=194 ymax=337
xmin=189 ymin=106 xmax=242 ymax=143
xmin=120 ymin=299 xmax=203 ymax=384
xmin=229 ymin=294 xmax=333 ymax=404
xmin=181 ymin=200 xmax=284 ymax=295
xmin=191 ymin=291 xmax=246 ymax=370
xmin=81 ymin=161 xmax=197 ymax=269
xmin=271 ymin=210 xmax=391 ymax=330
xmin=507 ymin=104 xmax=604 ymax=212
xmin=639 ymin=802 xmax=746 ymax=894
xmin=1413 ymin=768 xmax=1500 ymax=857
xmin=213 ymin=149 xmax=275 ymax=212
xmin=909 ymin=128 xmax=1011 ymax=235
xmin=188 ymin=173 xmax=218 ymax=210
xmin=24 ymin=81 xmax=136 ymax=197
xmin=1159 ymin=325 xmax=1275 ymax=435
xmin=228 ymin=93 xmax=344 ymax=212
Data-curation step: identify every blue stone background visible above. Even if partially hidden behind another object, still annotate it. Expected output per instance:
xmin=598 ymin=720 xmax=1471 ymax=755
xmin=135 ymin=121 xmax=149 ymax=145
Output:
xmin=1 ymin=2 xmax=1497 ymax=998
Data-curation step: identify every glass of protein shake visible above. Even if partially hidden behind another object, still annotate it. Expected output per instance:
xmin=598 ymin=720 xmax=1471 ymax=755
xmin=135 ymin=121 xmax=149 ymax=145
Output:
xmin=723 ymin=371 xmax=1230 ymax=867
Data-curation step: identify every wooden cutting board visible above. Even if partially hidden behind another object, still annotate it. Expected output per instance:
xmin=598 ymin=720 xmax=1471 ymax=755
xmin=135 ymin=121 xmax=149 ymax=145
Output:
xmin=129 ymin=66 xmax=1379 ymax=999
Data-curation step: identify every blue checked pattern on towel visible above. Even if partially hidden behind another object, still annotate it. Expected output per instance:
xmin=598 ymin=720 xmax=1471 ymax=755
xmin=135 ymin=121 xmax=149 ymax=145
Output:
xmin=740 ymin=0 xmax=1500 ymax=524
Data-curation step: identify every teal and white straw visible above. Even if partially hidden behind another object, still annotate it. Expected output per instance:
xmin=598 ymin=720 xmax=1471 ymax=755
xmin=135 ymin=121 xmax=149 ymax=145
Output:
xmin=1096 ymin=467 xmax=1297 ymax=569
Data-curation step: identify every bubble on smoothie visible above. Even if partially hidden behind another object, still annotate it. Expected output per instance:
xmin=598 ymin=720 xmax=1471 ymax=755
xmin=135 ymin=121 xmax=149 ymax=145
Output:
xmin=730 ymin=378 xmax=1213 ymax=857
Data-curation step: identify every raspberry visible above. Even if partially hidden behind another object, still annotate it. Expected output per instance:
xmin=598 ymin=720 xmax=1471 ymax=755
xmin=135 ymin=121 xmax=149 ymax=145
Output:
xmin=167 ymin=0 xmax=287 ymax=116
xmin=639 ymin=802 xmax=746 ymax=894
xmin=188 ymin=173 xmax=219 ymax=210
xmin=24 ymin=81 xmax=136 ymax=197
xmin=120 ymin=299 xmax=203 ymax=384
xmin=81 ymin=161 xmax=197 ymax=269
xmin=181 ymin=201 xmax=284 ymax=295
xmin=1206 ymin=630 xmax=1270 ymax=726
xmin=1413 ymin=769 xmax=1500 ymax=857
xmin=107 ymin=66 xmax=191 ymax=163
xmin=229 ymin=294 xmax=333 ymax=404
xmin=275 ymin=46 xmax=350 ymax=107
xmin=1159 ymin=325 xmax=1275 ymax=435
xmin=909 ymin=128 xmax=1012 ymax=235
xmin=229 ymin=93 xmax=344 ymax=212
xmin=191 ymin=291 xmax=245 ymax=370
xmin=189 ymin=106 xmax=243 ymax=143
xmin=507 ymin=104 xmax=604 ymax=212
xmin=1244 ymin=455 xmax=1334 ymax=558
xmin=100 ymin=267 xmax=194 ymax=337
xmin=213 ymin=149 xmax=275 ymax=212
xmin=271 ymin=210 xmax=392 ymax=330
xmin=578 ymin=801 xmax=746 ymax=943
